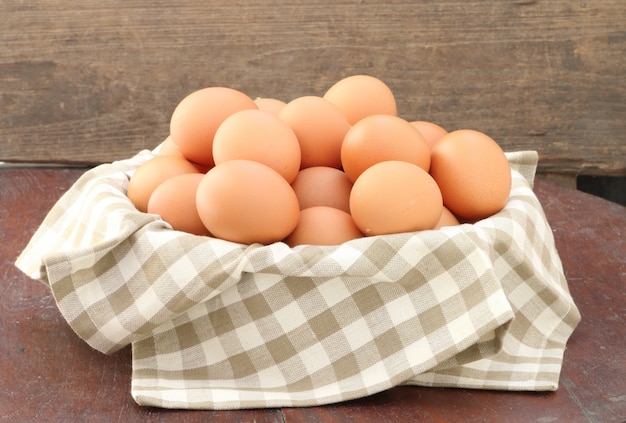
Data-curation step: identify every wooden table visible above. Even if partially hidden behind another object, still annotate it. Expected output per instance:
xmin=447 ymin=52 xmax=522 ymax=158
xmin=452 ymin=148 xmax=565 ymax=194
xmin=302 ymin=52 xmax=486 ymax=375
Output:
xmin=1 ymin=167 xmax=624 ymax=422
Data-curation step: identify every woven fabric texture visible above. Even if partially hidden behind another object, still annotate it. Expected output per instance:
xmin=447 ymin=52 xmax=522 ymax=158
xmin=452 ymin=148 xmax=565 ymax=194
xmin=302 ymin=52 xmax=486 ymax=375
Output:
xmin=16 ymin=149 xmax=580 ymax=410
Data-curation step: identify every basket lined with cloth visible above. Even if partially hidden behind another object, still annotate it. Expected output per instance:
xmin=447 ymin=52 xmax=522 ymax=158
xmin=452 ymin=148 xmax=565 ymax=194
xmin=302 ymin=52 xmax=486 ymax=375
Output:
xmin=15 ymin=149 xmax=580 ymax=410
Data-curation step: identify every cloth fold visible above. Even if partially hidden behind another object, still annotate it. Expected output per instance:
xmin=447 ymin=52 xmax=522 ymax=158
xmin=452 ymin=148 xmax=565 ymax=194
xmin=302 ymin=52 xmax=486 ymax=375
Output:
xmin=15 ymin=149 xmax=580 ymax=410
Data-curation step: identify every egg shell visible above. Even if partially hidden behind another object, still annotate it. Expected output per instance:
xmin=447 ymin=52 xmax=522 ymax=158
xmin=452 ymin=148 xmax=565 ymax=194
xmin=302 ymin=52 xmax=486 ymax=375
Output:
xmin=157 ymin=136 xmax=212 ymax=173
xmin=341 ymin=114 xmax=431 ymax=183
xmin=169 ymin=86 xmax=258 ymax=167
xmin=196 ymin=159 xmax=300 ymax=245
xmin=410 ymin=121 xmax=449 ymax=150
xmin=429 ymin=129 xmax=511 ymax=221
xmin=126 ymin=155 xmax=200 ymax=213
xmin=147 ymin=173 xmax=211 ymax=236
xmin=278 ymin=96 xmax=350 ymax=169
xmin=284 ymin=206 xmax=363 ymax=247
xmin=254 ymin=97 xmax=287 ymax=115
xmin=157 ymin=135 xmax=183 ymax=157
xmin=323 ymin=74 xmax=397 ymax=125
xmin=290 ymin=166 xmax=353 ymax=213
xmin=212 ymin=109 xmax=301 ymax=183
xmin=350 ymin=160 xmax=443 ymax=236
xmin=434 ymin=206 xmax=461 ymax=229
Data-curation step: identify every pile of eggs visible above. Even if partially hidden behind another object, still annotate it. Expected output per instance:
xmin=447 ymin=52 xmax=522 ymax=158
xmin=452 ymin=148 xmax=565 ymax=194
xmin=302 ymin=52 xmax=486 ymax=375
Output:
xmin=126 ymin=75 xmax=512 ymax=247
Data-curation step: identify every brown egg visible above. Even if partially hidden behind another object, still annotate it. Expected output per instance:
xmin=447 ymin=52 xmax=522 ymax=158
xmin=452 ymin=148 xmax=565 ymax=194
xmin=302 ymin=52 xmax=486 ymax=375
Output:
xmin=212 ymin=109 xmax=301 ymax=183
xmin=434 ymin=206 xmax=461 ymax=229
xmin=278 ymin=96 xmax=350 ymax=169
xmin=196 ymin=160 xmax=300 ymax=245
xmin=254 ymin=97 xmax=287 ymax=115
xmin=157 ymin=136 xmax=212 ymax=173
xmin=341 ymin=114 xmax=431 ymax=183
xmin=127 ymin=155 xmax=200 ymax=212
xmin=157 ymin=135 xmax=183 ymax=157
xmin=409 ymin=121 xmax=449 ymax=150
xmin=169 ymin=86 xmax=258 ymax=167
xmin=147 ymin=173 xmax=211 ymax=236
xmin=430 ymin=129 xmax=511 ymax=222
xmin=350 ymin=160 xmax=443 ymax=236
xmin=323 ymin=75 xmax=397 ymax=125
xmin=284 ymin=206 xmax=363 ymax=247
xmin=290 ymin=166 xmax=353 ymax=213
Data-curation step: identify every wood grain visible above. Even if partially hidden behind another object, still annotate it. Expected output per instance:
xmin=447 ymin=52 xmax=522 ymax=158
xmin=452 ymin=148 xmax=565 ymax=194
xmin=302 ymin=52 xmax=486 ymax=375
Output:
xmin=0 ymin=167 xmax=285 ymax=423
xmin=1 ymin=1 xmax=625 ymax=178
xmin=1 ymin=167 xmax=624 ymax=422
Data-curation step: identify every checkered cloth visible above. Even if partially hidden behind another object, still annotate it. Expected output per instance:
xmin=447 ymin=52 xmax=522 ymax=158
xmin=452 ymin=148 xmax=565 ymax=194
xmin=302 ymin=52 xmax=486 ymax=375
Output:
xmin=16 ymin=148 xmax=580 ymax=410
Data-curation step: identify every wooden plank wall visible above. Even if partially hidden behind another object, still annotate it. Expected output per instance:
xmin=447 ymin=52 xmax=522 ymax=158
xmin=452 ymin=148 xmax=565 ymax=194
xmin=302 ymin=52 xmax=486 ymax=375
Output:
xmin=1 ymin=1 xmax=625 ymax=184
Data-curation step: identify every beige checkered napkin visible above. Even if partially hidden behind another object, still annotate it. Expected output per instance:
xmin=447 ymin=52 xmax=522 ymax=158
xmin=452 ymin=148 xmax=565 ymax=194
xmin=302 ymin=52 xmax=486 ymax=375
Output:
xmin=15 ymin=149 xmax=580 ymax=410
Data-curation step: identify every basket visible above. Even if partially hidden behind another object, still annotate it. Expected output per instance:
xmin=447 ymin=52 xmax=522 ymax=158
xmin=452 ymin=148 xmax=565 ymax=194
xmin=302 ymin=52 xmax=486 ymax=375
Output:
xmin=15 ymin=148 xmax=580 ymax=410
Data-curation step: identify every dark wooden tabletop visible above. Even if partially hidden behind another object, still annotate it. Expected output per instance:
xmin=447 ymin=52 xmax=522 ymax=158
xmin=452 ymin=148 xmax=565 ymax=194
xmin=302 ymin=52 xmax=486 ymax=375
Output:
xmin=1 ymin=166 xmax=624 ymax=422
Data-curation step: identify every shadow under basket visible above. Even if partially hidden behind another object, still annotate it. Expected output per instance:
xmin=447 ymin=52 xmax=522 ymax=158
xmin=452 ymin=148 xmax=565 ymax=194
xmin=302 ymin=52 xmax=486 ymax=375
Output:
xmin=15 ymin=149 xmax=580 ymax=410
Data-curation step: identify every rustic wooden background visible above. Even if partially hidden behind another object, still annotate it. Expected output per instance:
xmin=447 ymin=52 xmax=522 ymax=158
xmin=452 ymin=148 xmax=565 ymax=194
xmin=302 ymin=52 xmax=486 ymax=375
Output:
xmin=1 ymin=1 xmax=625 ymax=184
